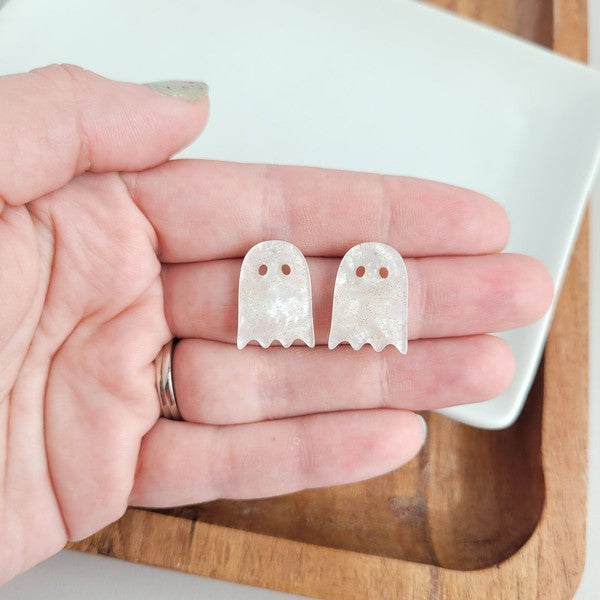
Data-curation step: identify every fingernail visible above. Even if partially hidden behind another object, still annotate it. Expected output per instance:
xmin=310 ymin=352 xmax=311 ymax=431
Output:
xmin=416 ymin=414 xmax=428 ymax=442
xmin=145 ymin=80 xmax=209 ymax=101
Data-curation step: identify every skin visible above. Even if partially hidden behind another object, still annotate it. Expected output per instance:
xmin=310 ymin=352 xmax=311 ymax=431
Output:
xmin=0 ymin=65 xmax=554 ymax=583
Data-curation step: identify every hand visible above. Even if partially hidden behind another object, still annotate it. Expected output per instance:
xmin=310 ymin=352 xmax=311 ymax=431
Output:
xmin=0 ymin=65 xmax=553 ymax=583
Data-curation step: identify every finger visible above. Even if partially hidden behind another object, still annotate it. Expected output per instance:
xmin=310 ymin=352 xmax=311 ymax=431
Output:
xmin=129 ymin=409 xmax=425 ymax=507
xmin=162 ymin=253 xmax=554 ymax=344
xmin=129 ymin=159 xmax=509 ymax=261
xmin=0 ymin=65 xmax=209 ymax=206
xmin=173 ymin=336 xmax=513 ymax=425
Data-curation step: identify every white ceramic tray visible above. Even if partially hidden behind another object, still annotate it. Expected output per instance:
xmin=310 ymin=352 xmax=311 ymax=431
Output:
xmin=1 ymin=0 xmax=600 ymax=429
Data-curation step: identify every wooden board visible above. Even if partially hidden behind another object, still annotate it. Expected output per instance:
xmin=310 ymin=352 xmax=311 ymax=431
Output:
xmin=70 ymin=0 xmax=589 ymax=597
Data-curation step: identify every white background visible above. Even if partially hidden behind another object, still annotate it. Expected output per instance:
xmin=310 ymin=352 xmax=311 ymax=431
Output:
xmin=1 ymin=0 xmax=599 ymax=598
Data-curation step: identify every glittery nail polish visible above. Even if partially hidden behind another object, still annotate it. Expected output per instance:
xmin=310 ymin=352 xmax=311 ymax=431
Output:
xmin=145 ymin=80 xmax=208 ymax=101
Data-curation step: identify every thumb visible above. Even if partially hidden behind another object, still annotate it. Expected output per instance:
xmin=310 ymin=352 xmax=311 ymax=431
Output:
xmin=0 ymin=64 xmax=209 ymax=206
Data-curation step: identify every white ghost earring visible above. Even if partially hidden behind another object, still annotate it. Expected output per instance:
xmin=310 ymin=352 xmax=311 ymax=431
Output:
xmin=237 ymin=240 xmax=315 ymax=349
xmin=329 ymin=242 xmax=408 ymax=353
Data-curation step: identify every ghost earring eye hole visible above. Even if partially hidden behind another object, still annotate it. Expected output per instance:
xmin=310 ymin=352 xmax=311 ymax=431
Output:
xmin=379 ymin=267 xmax=389 ymax=279
xmin=355 ymin=266 xmax=365 ymax=278
xmin=281 ymin=264 xmax=291 ymax=275
xmin=258 ymin=264 xmax=268 ymax=276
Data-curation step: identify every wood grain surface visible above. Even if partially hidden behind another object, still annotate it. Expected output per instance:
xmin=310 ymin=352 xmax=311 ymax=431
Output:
xmin=70 ymin=0 xmax=590 ymax=597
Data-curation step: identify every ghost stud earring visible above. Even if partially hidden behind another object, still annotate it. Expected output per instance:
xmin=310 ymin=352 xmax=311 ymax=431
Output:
xmin=237 ymin=240 xmax=315 ymax=349
xmin=329 ymin=242 xmax=408 ymax=353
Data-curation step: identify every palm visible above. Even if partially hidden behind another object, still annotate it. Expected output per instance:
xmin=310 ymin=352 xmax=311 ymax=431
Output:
xmin=0 ymin=65 xmax=553 ymax=583
xmin=2 ymin=172 xmax=166 ymax=575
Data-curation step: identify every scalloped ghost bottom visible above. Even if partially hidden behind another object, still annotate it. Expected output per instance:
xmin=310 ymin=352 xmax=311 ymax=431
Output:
xmin=237 ymin=241 xmax=408 ymax=353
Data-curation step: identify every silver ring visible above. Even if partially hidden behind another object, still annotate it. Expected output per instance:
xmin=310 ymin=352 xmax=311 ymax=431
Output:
xmin=155 ymin=339 xmax=183 ymax=420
